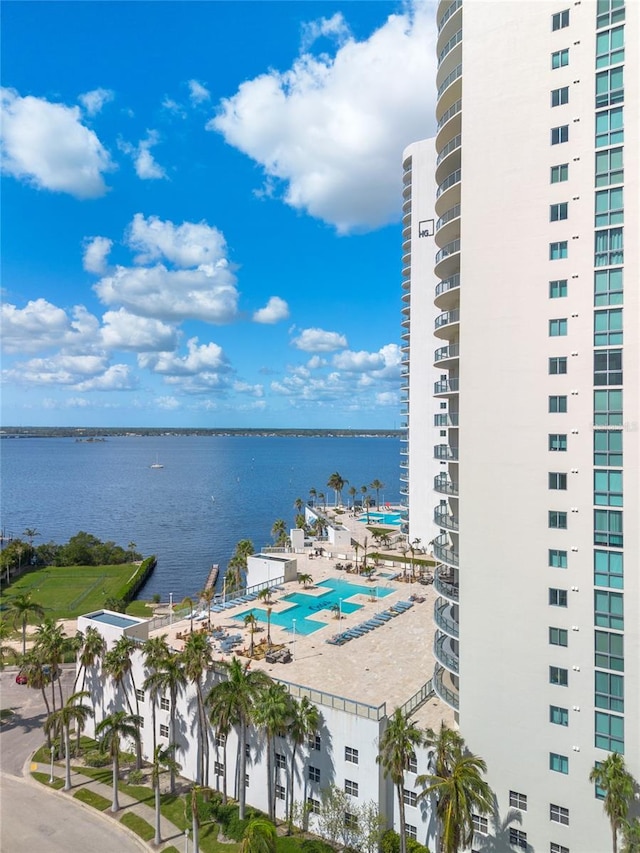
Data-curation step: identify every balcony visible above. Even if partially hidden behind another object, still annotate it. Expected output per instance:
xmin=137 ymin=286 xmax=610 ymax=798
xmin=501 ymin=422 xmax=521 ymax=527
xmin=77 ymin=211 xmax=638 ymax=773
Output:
xmin=434 ymin=239 xmax=460 ymax=280
xmin=436 ymin=170 xmax=461 ymax=201
xmin=434 ymin=309 xmax=460 ymax=339
xmin=434 ymin=204 xmax=461 ymax=247
xmin=435 ymin=275 xmax=461 ymax=311
xmin=434 ymin=344 xmax=460 ymax=368
xmin=433 ymin=534 xmax=459 ymax=566
xmin=435 ymin=203 xmax=461 ymax=233
xmin=438 ymin=27 xmax=462 ymax=68
xmin=434 ymin=378 xmax=459 ymax=396
xmin=434 ymin=413 xmax=459 ymax=428
xmin=434 ymin=507 xmax=459 ymax=531
xmin=437 ymin=0 xmax=462 ymax=35
xmin=434 ymin=564 xmax=459 ymax=601
xmin=436 ymin=134 xmax=462 ymax=169
xmin=434 ymin=597 xmax=459 ymax=638
xmin=434 ymin=475 xmax=459 ymax=496
xmin=434 ymin=665 xmax=459 ymax=711
xmin=434 ymin=444 xmax=458 ymax=461
xmin=434 ymin=630 xmax=459 ymax=674
xmin=436 ymin=63 xmax=462 ymax=115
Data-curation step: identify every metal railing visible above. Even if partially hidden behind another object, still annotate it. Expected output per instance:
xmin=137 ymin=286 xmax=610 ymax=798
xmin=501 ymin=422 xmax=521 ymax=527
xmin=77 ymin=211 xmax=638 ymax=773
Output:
xmin=436 ymin=203 xmax=461 ymax=232
xmin=437 ymin=98 xmax=461 ymax=132
xmin=434 ymin=631 xmax=459 ymax=673
xmin=434 ymin=379 xmax=459 ymax=395
xmin=434 ymin=444 xmax=459 ymax=460
xmin=436 ymin=170 xmax=461 ymax=200
xmin=435 ymin=598 xmax=459 ymax=637
xmin=434 ymin=345 xmax=460 ymax=364
xmin=434 ymin=665 xmax=459 ymax=710
xmin=433 ymin=536 xmax=459 ymax=567
xmin=435 ymin=239 xmax=461 ymax=265
xmin=434 ymin=413 xmax=459 ymax=428
xmin=434 ymin=508 xmax=459 ymax=531
xmin=282 ymin=680 xmax=386 ymax=721
xmin=435 ymin=274 xmax=460 ymax=298
xmin=399 ymin=679 xmax=435 ymax=718
xmin=435 ymin=309 xmax=460 ymax=329
xmin=438 ymin=0 xmax=462 ymax=33
xmin=436 ymin=135 xmax=462 ymax=167
xmin=434 ymin=566 xmax=459 ymax=601
xmin=437 ymin=63 xmax=462 ymax=100
xmin=438 ymin=28 xmax=462 ymax=67
xmin=434 ymin=475 xmax=459 ymax=496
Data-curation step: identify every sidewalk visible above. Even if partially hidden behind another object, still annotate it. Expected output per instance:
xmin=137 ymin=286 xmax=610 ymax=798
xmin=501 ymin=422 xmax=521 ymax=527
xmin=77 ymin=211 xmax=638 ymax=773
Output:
xmin=31 ymin=759 xmax=187 ymax=851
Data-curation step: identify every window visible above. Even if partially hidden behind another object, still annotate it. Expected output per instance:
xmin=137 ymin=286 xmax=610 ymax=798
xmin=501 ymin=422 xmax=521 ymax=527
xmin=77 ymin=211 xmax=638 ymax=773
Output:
xmin=509 ymin=791 xmax=527 ymax=810
xmin=549 ymin=320 xmax=567 ymax=337
xmin=408 ymin=752 xmax=417 ymax=774
xmin=595 ymin=106 xmax=624 ymax=148
xmin=550 ymin=804 xmax=569 ymax=825
xmin=276 ymin=784 xmax=286 ymax=801
xmin=594 ymin=389 xmax=623 ymax=426
xmin=595 ymin=711 xmax=624 ymax=752
xmin=595 ymin=226 xmax=623 ymax=266
xmin=275 ymin=752 xmax=286 ymax=770
xmin=550 ymin=844 xmax=570 ymax=853
xmin=550 ymin=242 xmax=568 ymax=260
xmin=596 ymin=0 xmax=625 ymax=28
xmin=595 ymin=671 xmax=624 ymax=712
xmin=550 ymin=753 xmax=569 ymax=774
xmin=406 ymin=824 xmax=417 ymax=840
xmin=596 ymin=25 xmax=625 ymax=67
xmin=345 ymin=779 xmax=359 ymax=797
xmin=549 ymin=549 xmax=568 ymax=568
xmin=215 ymin=733 xmax=227 ymax=747
xmin=551 ymin=164 xmax=569 ymax=184
xmin=594 ymin=267 xmax=623 ymax=306
xmin=550 ymin=705 xmax=569 ymax=726
xmin=594 ymin=549 xmax=623 ymax=588
xmin=549 ymin=588 xmax=568 ymax=607
xmin=551 ymin=125 xmax=569 ymax=145
xmin=596 ymin=67 xmax=624 ymax=108
xmin=549 ymin=357 xmax=568 ymax=375
xmin=344 ymin=812 xmax=358 ymax=830
xmin=594 ymin=309 xmax=623 ymax=345
xmin=551 ymin=49 xmax=569 ymax=69
xmin=549 ymin=627 xmax=568 ymax=646
xmin=550 ymin=666 xmax=568 ymax=686
xmin=308 ymin=734 xmax=321 ymax=751
xmin=550 ymin=201 xmax=568 ymax=220
xmin=403 ymin=789 xmax=417 ymax=807
xmin=160 ymin=697 xmax=170 ymax=711
xmin=594 ymin=350 xmax=623 ymax=386
xmin=549 ymin=472 xmax=567 ymax=490
xmin=135 ymin=688 xmax=144 ymax=702
xmin=549 ymin=434 xmax=567 ymax=452
xmin=549 ymin=280 xmax=568 ymax=300
xmin=594 ymin=590 xmax=624 ymax=629
xmin=307 ymin=797 xmax=321 ymax=814
xmin=595 ymin=147 xmax=624 ymax=187
xmin=246 ymin=743 xmax=251 ymax=758
xmin=551 ymin=86 xmax=570 ymax=107
xmin=549 ymin=395 xmax=567 ymax=413
xmin=552 ymin=9 xmax=569 ymax=29
xmin=309 ymin=766 xmax=320 ymax=783
xmin=595 ymin=188 xmax=624 ymax=226
xmin=473 ymin=814 xmax=489 ymax=833
xmin=245 ymin=774 xmax=250 ymax=788
xmin=549 ymin=511 xmax=567 ymax=529
xmin=510 ymin=828 xmax=528 ymax=849
xmin=594 ymin=470 xmax=623 ymax=507
xmin=139 ymin=717 xmax=144 ymax=728
xmin=594 ymin=508 xmax=623 ymax=547
xmin=160 ymin=724 xmax=169 ymax=738
xmin=345 ymin=747 xmax=359 ymax=764
xmin=595 ymin=630 xmax=624 ymax=672
xmin=214 ymin=761 xmax=224 ymax=776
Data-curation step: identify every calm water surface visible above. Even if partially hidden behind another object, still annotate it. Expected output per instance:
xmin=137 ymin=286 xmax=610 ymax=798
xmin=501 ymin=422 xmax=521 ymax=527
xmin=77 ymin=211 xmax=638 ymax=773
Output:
xmin=0 ymin=435 xmax=401 ymax=600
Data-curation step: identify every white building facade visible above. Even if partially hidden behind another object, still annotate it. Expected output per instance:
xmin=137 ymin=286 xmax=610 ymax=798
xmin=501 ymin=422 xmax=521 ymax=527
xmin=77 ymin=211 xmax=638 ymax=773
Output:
xmin=420 ymin=1 xmax=639 ymax=851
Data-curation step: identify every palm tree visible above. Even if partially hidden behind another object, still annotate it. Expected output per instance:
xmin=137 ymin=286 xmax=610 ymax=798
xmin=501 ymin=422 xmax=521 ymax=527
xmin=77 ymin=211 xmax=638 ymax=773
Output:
xmin=287 ymin=696 xmax=320 ymax=832
xmin=294 ymin=497 xmax=304 ymax=514
xmin=298 ymin=573 xmax=313 ymax=588
xmin=253 ymin=681 xmax=292 ymax=820
xmin=416 ymin=731 xmax=493 ymax=853
xmin=23 ymin=527 xmax=40 ymax=546
xmin=96 ymin=710 xmax=142 ymax=812
xmin=244 ymin=611 xmax=258 ymax=658
xmin=207 ymin=685 xmax=234 ymax=802
xmin=308 ymin=487 xmax=317 ymax=506
xmin=103 ymin=635 xmax=142 ymax=768
xmin=377 ymin=708 xmax=424 ymax=853
xmin=7 ymin=593 xmax=45 ymax=656
xmin=33 ymin=618 xmax=69 ymax=712
xmin=327 ymin=473 xmax=347 ymax=507
xmin=143 ymin=634 xmax=170 ymax=756
xmin=0 ymin=619 xmax=16 ymax=670
xmin=242 ymin=817 xmax=277 ymax=853
xmin=318 ymin=492 xmax=326 ymax=510
xmin=199 ymin=587 xmax=216 ymax=630
xmin=182 ymin=631 xmax=213 ymax=785
xmin=271 ymin=519 xmax=287 ymax=546
xmin=370 ymin=479 xmax=385 ymax=507
xmin=181 ymin=596 xmax=196 ymax=634
xmin=347 ymin=485 xmax=357 ymax=510
xmin=621 ymin=818 xmax=640 ymax=853
xmin=73 ymin=625 xmax=105 ymax=749
xmin=151 ymin=743 xmax=181 ymax=845
xmin=590 ymin=753 xmax=636 ymax=853
xmin=208 ymin=656 xmax=272 ymax=819
xmin=44 ymin=690 xmax=93 ymax=790
xmin=364 ymin=495 xmax=374 ymax=524
xmin=144 ymin=651 xmax=187 ymax=793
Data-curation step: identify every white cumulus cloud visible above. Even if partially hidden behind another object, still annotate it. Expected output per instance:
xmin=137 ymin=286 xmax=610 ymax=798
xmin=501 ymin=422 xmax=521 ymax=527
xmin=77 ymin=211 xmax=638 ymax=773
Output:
xmin=83 ymin=236 xmax=113 ymax=274
xmin=0 ymin=87 xmax=113 ymax=198
xmin=127 ymin=213 xmax=228 ymax=268
xmin=138 ymin=337 xmax=229 ymax=376
xmin=0 ymin=300 xmax=100 ymax=353
xmin=291 ymin=327 xmax=347 ymax=353
xmin=253 ymin=296 xmax=290 ymax=324
xmin=78 ymin=88 xmax=114 ymax=116
xmin=100 ymin=309 xmax=178 ymax=351
xmin=118 ymin=130 xmax=167 ymax=180
xmin=188 ymin=80 xmax=210 ymax=105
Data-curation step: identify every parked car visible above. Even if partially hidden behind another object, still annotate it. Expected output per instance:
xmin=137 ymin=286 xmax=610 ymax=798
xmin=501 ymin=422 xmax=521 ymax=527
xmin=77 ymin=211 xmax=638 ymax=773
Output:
xmin=15 ymin=671 xmax=28 ymax=685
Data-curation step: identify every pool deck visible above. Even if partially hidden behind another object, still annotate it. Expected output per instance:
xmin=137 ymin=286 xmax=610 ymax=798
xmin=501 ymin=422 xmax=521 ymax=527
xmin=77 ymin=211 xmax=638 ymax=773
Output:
xmin=151 ymin=506 xmax=455 ymax=731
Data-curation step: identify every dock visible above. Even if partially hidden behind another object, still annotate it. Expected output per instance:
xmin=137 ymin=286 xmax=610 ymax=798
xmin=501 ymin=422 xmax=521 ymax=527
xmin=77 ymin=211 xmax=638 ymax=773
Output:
xmin=204 ymin=563 xmax=219 ymax=592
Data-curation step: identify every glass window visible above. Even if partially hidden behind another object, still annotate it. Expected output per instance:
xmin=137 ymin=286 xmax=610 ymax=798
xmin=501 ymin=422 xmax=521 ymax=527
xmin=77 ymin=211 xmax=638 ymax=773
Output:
xmin=549 ymin=319 xmax=568 ymax=336
xmin=549 ymin=395 xmax=567 ymax=413
xmin=549 ymin=357 xmax=568 ymax=374
xmin=344 ymin=812 xmax=358 ymax=829
xmin=403 ymin=789 xmax=417 ymax=807
xmin=408 ymin=752 xmax=417 ymax=774
xmin=595 ymin=227 xmax=623 ymax=266
xmin=551 ymin=49 xmax=569 ymax=69
xmin=551 ymin=202 xmax=568 ymax=220
xmin=550 ymin=804 xmax=570 ymax=825
xmin=594 ymin=309 xmax=623 ymax=345
xmin=551 ymin=125 xmax=569 ymax=145
xmin=509 ymin=791 xmax=528 ymax=810
xmin=160 ymin=697 xmax=170 ymax=711
xmin=597 ymin=630 xmax=622 ymax=674
xmin=551 ymin=86 xmax=570 ymax=107
xmin=550 ymin=666 xmax=568 ymax=686
xmin=550 ymin=753 xmax=569 ymax=774
xmin=595 ymin=711 xmax=624 ymax=752
xmin=549 ymin=549 xmax=568 ymax=568
xmin=595 ymin=106 xmax=624 ymax=148
xmin=510 ymin=829 xmax=527 ymax=849
xmin=276 ymin=784 xmax=286 ymax=801
xmin=472 ymin=814 xmax=488 ymax=833
xmin=345 ymin=779 xmax=359 ymax=797
xmin=595 ymin=670 xmax=624 ymax=711
xmin=552 ymin=9 xmax=570 ymax=30
xmin=596 ymin=67 xmax=624 ymax=107
xmin=549 ymin=627 xmax=568 ymax=646
xmin=550 ymin=242 xmax=568 ymax=260
xmin=595 ymin=147 xmax=624 ymax=187
xmin=275 ymin=752 xmax=286 ymax=769
xmin=595 ymin=188 xmax=624 ymax=226
xmin=594 ymin=349 xmax=622 ymax=386
xmin=551 ymin=164 xmax=569 ymax=183
xmin=596 ymin=25 xmax=625 ymax=67
xmin=406 ymin=824 xmax=417 ymax=840
xmin=159 ymin=724 xmax=169 ymax=738
xmin=215 ymin=732 xmax=227 ymax=747
xmin=550 ymin=844 xmax=570 ymax=853
xmin=594 ymin=589 xmax=624 ymax=629
xmin=594 ymin=549 xmax=623 ymax=588
xmin=214 ymin=761 xmax=224 ymax=775
xmin=549 ymin=588 xmax=568 ymax=607
xmin=596 ymin=0 xmax=625 ymax=28
xmin=308 ymin=734 xmax=321 ymax=750
xmin=594 ymin=389 xmax=623 ymax=426
xmin=345 ymin=747 xmax=359 ymax=764
xmin=594 ymin=508 xmax=623 ymax=547
xmin=594 ymin=267 xmax=623 ymax=306
xmin=550 ymin=705 xmax=569 ymax=726
xmin=550 ymin=279 xmax=568 ymax=297
xmin=135 ymin=688 xmax=144 ymax=702
xmin=549 ymin=511 xmax=568 ymax=529
xmin=307 ymin=797 xmax=321 ymax=814
xmin=309 ymin=766 xmax=320 ymax=782
xmin=594 ymin=469 xmax=623 ymax=506
xmin=549 ymin=434 xmax=567 ymax=452
xmin=549 ymin=472 xmax=567 ymax=490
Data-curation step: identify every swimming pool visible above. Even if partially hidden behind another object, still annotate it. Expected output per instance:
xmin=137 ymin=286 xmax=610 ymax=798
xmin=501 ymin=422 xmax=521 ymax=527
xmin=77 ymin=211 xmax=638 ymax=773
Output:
xmin=234 ymin=577 xmax=394 ymax=635
xmin=358 ymin=511 xmax=402 ymax=526
xmin=89 ymin=611 xmax=142 ymax=629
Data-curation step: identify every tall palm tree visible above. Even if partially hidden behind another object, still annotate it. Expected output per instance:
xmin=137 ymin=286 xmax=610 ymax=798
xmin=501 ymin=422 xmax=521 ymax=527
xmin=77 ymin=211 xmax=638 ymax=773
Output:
xmin=621 ymin=818 xmax=640 ymax=853
xmin=143 ymin=651 xmax=187 ymax=793
xmin=348 ymin=485 xmax=357 ymax=510
xmin=44 ymin=690 xmax=93 ymax=790
xmin=244 ymin=612 xmax=258 ymax=659
xmin=308 ymin=487 xmax=317 ymax=506
xmin=73 ymin=625 xmax=105 ymax=749
xmin=287 ymin=696 xmax=320 ymax=832
xmin=182 ymin=631 xmax=213 ymax=785
xmin=199 ymin=587 xmax=216 ymax=631
xmin=0 ymin=619 xmax=16 ymax=670
xmin=590 ymin=753 xmax=636 ymax=853
xmin=377 ymin=708 xmax=424 ymax=853
xmin=242 ymin=817 xmax=277 ymax=853
xmin=271 ymin=518 xmax=287 ymax=546
xmin=327 ymin=473 xmax=347 ymax=507
xmin=253 ymin=682 xmax=292 ymax=820
xmin=96 ymin=710 xmax=142 ymax=812
xmin=207 ymin=686 xmax=234 ymax=803
xmin=151 ymin=743 xmax=181 ymax=845
xmin=294 ymin=497 xmax=304 ymax=514
xmin=181 ymin=596 xmax=196 ymax=634
xmin=143 ymin=634 xmax=170 ymax=757
xmin=102 ymin=635 xmax=142 ymax=768
xmin=416 ymin=735 xmax=493 ymax=853
xmin=318 ymin=492 xmax=326 ymax=510
xmin=33 ymin=618 xmax=69 ymax=712
xmin=370 ymin=479 xmax=385 ymax=507
xmin=208 ymin=656 xmax=272 ymax=819
xmin=7 ymin=593 xmax=45 ymax=656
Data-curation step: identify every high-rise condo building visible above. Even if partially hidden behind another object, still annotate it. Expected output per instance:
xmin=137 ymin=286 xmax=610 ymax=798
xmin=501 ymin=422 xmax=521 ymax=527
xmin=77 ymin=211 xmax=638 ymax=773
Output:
xmin=407 ymin=1 xmax=639 ymax=850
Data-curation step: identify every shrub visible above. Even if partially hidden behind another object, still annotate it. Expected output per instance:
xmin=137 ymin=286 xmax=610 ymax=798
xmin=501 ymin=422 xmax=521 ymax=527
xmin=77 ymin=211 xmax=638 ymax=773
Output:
xmin=300 ymin=841 xmax=335 ymax=853
xmin=128 ymin=769 xmax=145 ymax=785
xmin=84 ymin=750 xmax=110 ymax=768
xmin=381 ymin=830 xmax=400 ymax=853
xmin=408 ymin=839 xmax=430 ymax=853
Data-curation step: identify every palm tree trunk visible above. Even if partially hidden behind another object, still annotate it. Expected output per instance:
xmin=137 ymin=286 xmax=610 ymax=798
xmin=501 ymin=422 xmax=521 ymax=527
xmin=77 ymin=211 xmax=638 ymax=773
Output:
xmin=396 ymin=784 xmax=407 ymax=853
xmin=22 ymin=618 xmax=27 ymax=657
xmin=169 ymin=695 xmax=177 ymax=795
xmin=155 ymin=783 xmax=162 ymax=845
xmin=193 ymin=813 xmax=200 ymax=853
xmin=266 ymin=737 xmax=274 ymax=820
xmin=112 ymin=751 xmax=120 ymax=812
xmin=238 ymin=718 xmax=247 ymax=820
xmin=64 ymin=723 xmax=72 ymax=791
xmin=288 ymin=742 xmax=298 ymax=833
xmin=222 ymin=740 xmax=228 ymax=804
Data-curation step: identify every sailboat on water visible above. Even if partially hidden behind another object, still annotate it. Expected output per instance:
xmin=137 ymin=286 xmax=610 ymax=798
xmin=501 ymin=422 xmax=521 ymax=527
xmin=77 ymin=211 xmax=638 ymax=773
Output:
xmin=150 ymin=454 xmax=164 ymax=469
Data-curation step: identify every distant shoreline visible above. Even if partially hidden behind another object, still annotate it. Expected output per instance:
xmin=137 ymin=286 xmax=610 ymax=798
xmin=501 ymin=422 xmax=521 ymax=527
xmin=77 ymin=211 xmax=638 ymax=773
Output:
xmin=0 ymin=427 xmax=401 ymax=439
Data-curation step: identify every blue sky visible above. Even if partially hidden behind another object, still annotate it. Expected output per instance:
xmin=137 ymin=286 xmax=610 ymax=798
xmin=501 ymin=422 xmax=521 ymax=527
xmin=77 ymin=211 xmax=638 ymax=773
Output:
xmin=1 ymin=1 xmax=437 ymax=429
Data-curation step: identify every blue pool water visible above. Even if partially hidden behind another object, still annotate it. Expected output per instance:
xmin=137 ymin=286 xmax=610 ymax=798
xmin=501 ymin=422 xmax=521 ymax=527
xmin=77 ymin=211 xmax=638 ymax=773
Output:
xmin=89 ymin=611 xmax=142 ymax=628
xmin=234 ymin=577 xmax=394 ymax=635
xmin=359 ymin=511 xmax=402 ymax=526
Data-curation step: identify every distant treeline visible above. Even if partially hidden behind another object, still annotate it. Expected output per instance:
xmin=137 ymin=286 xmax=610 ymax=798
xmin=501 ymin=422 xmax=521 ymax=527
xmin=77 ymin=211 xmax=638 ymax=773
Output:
xmin=1 ymin=531 xmax=142 ymax=571
xmin=1 ymin=427 xmax=401 ymax=439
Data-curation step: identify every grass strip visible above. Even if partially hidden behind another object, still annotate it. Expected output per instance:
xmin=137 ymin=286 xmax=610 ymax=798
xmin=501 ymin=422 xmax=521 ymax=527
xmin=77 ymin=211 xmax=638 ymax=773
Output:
xmin=120 ymin=812 xmax=155 ymax=841
xmin=73 ymin=787 xmax=111 ymax=811
xmin=31 ymin=771 xmax=64 ymax=789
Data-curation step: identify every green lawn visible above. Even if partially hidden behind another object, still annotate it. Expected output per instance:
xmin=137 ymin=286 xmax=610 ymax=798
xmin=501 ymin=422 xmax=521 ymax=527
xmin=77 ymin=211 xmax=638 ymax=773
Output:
xmin=74 ymin=787 xmax=112 ymax=811
xmin=120 ymin=812 xmax=155 ymax=840
xmin=32 ymin=771 xmax=64 ymax=789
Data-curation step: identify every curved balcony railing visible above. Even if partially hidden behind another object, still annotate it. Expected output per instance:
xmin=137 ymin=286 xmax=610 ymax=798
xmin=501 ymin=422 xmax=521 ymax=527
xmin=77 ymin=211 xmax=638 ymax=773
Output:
xmin=437 ymin=63 xmax=462 ymax=100
xmin=402 ymin=167 xmax=412 ymax=187
xmin=434 ymin=630 xmax=459 ymax=673
xmin=436 ymin=134 xmax=462 ymax=168
xmin=435 ymin=309 xmax=460 ymax=329
xmin=434 ymin=444 xmax=459 ymax=460
xmin=435 ymin=598 xmax=459 ymax=637
xmin=434 ymin=665 xmax=459 ymax=710
xmin=438 ymin=0 xmax=462 ymax=33
xmin=438 ymin=28 xmax=462 ymax=68
xmin=435 ymin=274 xmax=461 ymax=299
xmin=434 ymin=475 xmax=459 ymax=496
xmin=434 ymin=413 xmax=459 ymax=428
xmin=434 ymin=508 xmax=459 ymax=531
xmin=434 ymin=344 xmax=460 ymax=364
xmin=436 ymin=203 xmax=461 ymax=233
xmin=433 ymin=535 xmax=459 ymax=566
xmin=434 ymin=565 xmax=459 ymax=601
xmin=434 ymin=378 xmax=459 ymax=395
xmin=437 ymin=98 xmax=462 ymax=132
xmin=435 ymin=239 xmax=461 ymax=265
xmin=436 ymin=170 xmax=461 ymax=200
